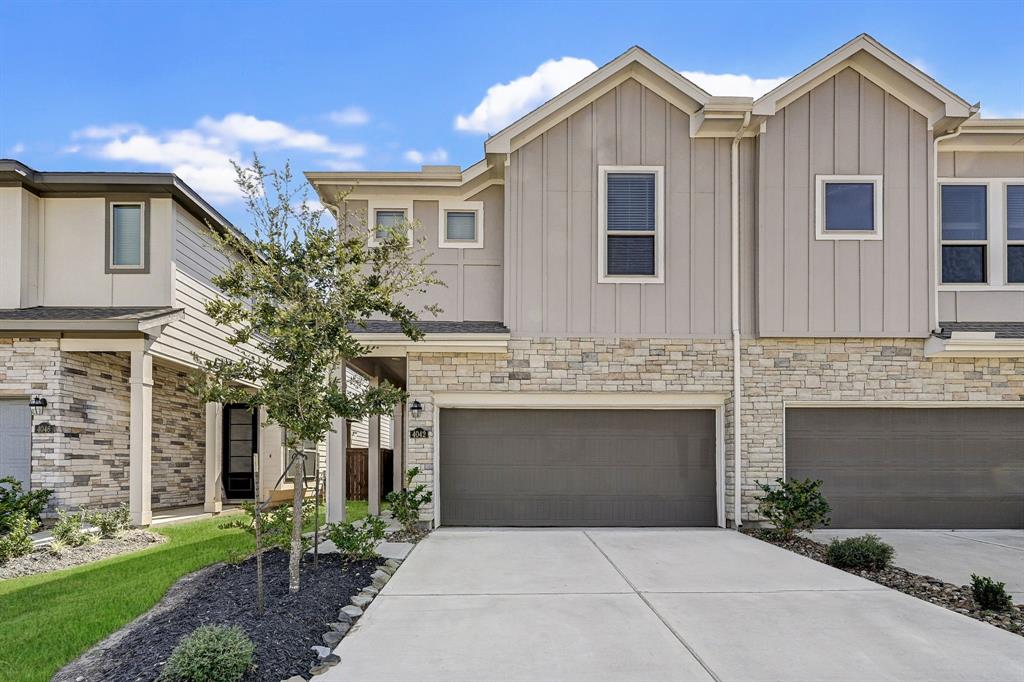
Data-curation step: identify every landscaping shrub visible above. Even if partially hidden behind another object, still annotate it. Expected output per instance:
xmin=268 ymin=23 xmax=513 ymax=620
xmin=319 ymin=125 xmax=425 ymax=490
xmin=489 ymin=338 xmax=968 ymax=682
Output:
xmin=52 ymin=509 xmax=94 ymax=547
xmin=971 ymin=574 xmax=1013 ymax=611
xmin=385 ymin=466 xmax=432 ymax=532
xmin=0 ymin=511 xmax=38 ymax=563
xmin=0 ymin=476 xmax=52 ymax=534
xmin=825 ymin=534 xmax=894 ymax=571
xmin=325 ymin=514 xmax=388 ymax=561
xmin=158 ymin=624 xmax=254 ymax=682
xmin=220 ymin=501 xmax=317 ymax=552
xmin=87 ymin=503 xmax=131 ymax=539
xmin=754 ymin=477 xmax=831 ymax=539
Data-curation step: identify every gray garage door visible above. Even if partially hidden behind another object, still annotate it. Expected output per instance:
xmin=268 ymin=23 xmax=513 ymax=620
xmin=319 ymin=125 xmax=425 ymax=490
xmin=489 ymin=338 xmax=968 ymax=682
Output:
xmin=439 ymin=409 xmax=717 ymax=527
xmin=0 ymin=399 xmax=32 ymax=487
xmin=787 ymin=408 xmax=1024 ymax=529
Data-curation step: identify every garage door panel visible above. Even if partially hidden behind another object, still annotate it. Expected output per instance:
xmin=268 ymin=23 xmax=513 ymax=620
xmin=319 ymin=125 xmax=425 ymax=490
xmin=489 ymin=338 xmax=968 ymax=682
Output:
xmin=440 ymin=408 xmax=717 ymax=527
xmin=787 ymin=408 xmax=1024 ymax=529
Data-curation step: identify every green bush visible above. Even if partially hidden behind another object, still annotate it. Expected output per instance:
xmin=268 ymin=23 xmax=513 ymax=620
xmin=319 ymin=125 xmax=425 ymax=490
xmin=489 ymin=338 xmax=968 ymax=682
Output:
xmin=0 ymin=511 xmax=38 ymax=564
xmin=971 ymin=574 xmax=1013 ymax=611
xmin=385 ymin=466 xmax=432 ymax=532
xmin=754 ymin=477 xmax=831 ymax=539
xmin=325 ymin=514 xmax=388 ymax=561
xmin=220 ymin=500 xmax=316 ymax=552
xmin=158 ymin=625 xmax=254 ymax=682
xmin=0 ymin=476 xmax=52 ymax=534
xmin=825 ymin=534 xmax=894 ymax=571
xmin=88 ymin=503 xmax=131 ymax=538
xmin=52 ymin=509 xmax=94 ymax=548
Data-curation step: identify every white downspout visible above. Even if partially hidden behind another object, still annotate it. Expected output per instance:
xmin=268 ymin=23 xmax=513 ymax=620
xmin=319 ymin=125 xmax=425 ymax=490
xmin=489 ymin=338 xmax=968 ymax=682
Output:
xmin=731 ymin=112 xmax=751 ymax=529
xmin=931 ymin=107 xmax=979 ymax=332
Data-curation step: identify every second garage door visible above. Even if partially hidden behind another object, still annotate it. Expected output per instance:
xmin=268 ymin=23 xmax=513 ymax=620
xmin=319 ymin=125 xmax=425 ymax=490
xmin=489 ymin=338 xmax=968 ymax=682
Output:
xmin=439 ymin=408 xmax=717 ymax=527
xmin=787 ymin=408 xmax=1024 ymax=529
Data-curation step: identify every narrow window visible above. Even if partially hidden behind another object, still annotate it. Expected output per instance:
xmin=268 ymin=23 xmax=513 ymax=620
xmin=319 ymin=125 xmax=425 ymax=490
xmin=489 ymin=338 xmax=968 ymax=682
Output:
xmin=110 ymin=203 xmax=144 ymax=269
xmin=1007 ymin=185 xmax=1024 ymax=284
xmin=599 ymin=167 xmax=663 ymax=282
xmin=941 ymin=185 xmax=988 ymax=284
xmin=815 ymin=175 xmax=882 ymax=240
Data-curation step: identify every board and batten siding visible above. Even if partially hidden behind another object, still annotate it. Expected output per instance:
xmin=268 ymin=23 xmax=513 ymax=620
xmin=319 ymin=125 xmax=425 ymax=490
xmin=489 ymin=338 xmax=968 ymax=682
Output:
xmin=757 ymin=67 xmax=931 ymax=337
xmin=150 ymin=203 xmax=258 ymax=366
xmin=937 ymin=150 xmax=1024 ymax=323
xmin=504 ymin=78 xmax=756 ymax=338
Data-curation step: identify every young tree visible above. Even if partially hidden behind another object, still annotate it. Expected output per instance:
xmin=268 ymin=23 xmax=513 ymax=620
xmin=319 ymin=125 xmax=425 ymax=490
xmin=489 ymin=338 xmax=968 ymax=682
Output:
xmin=192 ymin=156 xmax=439 ymax=596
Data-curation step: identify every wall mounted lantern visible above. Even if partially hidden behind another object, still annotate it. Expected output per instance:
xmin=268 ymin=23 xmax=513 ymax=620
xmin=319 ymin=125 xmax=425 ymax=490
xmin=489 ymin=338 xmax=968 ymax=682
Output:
xmin=409 ymin=400 xmax=423 ymax=419
xmin=29 ymin=396 xmax=47 ymax=416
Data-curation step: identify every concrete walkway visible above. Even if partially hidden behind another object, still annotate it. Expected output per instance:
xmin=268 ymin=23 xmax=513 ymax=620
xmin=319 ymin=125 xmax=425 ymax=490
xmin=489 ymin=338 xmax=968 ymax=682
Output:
xmin=815 ymin=529 xmax=1024 ymax=601
xmin=325 ymin=529 xmax=1024 ymax=681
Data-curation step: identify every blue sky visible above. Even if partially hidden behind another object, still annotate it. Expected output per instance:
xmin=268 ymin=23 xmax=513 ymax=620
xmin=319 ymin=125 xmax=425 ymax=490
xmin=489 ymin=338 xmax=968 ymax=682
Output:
xmin=2 ymin=0 xmax=1022 ymax=228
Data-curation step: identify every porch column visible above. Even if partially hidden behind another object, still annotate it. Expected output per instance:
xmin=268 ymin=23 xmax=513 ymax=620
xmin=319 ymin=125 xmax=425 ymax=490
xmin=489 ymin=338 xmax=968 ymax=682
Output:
xmin=392 ymin=401 xmax=404 ymax=492
xmin=327 ymin=364 xmax=347 ymax=522
xmin=204 ymin=402 xmax=223 ymax=513
xmin=129 ymin=349 xmax=153 ymax=526
xmin=367 ymin=373 xmax=381 ymax=516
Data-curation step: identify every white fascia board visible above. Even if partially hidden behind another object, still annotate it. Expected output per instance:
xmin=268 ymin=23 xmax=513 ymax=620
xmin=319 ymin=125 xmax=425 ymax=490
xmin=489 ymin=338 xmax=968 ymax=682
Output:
xmin=924 ymin=335 xmax=1024 ymax=358
xmin=353 ymin=333 xmax=510 ymax=356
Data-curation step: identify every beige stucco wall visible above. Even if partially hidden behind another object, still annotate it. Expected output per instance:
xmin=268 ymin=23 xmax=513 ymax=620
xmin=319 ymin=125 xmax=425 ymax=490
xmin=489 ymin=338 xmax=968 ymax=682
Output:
xmin=402 ymin=338 xmax=1024 ymax=525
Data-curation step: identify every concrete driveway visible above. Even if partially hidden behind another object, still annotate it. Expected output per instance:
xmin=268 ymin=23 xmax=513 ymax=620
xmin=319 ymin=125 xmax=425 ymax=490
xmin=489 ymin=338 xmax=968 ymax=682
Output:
xmin=815 ymin=529 xmax=1024 ymax=601
xmin=326 ymin=529 xmax=1024 ymax=681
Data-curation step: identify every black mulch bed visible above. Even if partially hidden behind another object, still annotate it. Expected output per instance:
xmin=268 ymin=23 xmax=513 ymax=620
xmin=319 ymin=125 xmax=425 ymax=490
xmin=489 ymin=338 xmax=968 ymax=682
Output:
xmin=55 ymin=550 xmax=381 ymax=682
xmin=744 ymin=529 xmax=1024 ymax=637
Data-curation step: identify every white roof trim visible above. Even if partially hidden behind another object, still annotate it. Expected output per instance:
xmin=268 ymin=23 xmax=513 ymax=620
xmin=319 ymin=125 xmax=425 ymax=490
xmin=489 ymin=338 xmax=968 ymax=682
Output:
xmin=924 ymin=335 xmax=1024 ymax=358
xmin=485 ymin=46 xmax=711 ymax=155
xmin=353 ymin=332 xmax=510 ymax=356
xmin=753 ymin=34 xmax=973 ymax=124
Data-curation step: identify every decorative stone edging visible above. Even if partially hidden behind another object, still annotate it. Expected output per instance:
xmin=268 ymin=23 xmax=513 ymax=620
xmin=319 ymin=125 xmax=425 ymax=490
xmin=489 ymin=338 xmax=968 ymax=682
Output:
xmin=299 ymin=558 xmax=403 ymax=680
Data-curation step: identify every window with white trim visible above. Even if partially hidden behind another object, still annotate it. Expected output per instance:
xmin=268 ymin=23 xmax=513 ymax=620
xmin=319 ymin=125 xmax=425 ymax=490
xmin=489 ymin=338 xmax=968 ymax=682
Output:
xmin=941 ymin=184 xmax=988 ymax=284
xmin=438 ymin=200 xmax=484 ymax=248
xmin=815 ymin=175 xmax=883 ymax=240
xmin=109 ymin=202 xmax=145 ymax=269
xmin=1007 ymin=184 xmax=1024 ymax=283
xmin=598 ymin=166 xmax=663 ymax=283
xmin=366 ymin=200 xmax=414 ymax=247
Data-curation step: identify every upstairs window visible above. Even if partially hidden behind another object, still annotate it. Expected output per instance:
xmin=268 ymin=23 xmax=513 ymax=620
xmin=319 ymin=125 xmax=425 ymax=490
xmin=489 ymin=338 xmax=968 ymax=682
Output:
xmin=438 ymin=200 xmax=484 ymax=248
xmin=598 ymin=166 xmax=663 ymax=283
xmin=108 ymin=201 xmax=146 ymax=272
xmin=1007 ymin=185 xmax=1024 ymax=283
xmin=815 ymin=175 xmax=883 ymax=240
xmin=374 ymin=209 xmax=406 ymax=241
xmin=941 ymin=184 xmax=988 ymax=284
xmin=367 ymin=200 xmax=414 ymax=247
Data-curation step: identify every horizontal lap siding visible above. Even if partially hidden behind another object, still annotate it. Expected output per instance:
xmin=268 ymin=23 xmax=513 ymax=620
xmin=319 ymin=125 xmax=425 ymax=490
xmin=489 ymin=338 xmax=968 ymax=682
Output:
xmin=758 ymin=68 xmax=931 ymax=337
xmin=506 ymin=78 xmax=755 ymax=337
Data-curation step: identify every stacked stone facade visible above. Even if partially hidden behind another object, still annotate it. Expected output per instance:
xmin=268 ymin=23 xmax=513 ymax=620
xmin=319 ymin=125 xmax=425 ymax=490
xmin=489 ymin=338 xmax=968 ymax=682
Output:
xmin=404 ymin=336 xmax=1024 ymax=523
xmin=0 ymin=338 xmax=206 ymax=514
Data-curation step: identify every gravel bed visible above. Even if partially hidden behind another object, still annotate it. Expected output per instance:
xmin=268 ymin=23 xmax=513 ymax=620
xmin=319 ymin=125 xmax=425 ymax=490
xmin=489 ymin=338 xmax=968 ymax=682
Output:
xmin=0 ymin=530 xmax=165 ymax=580
xmin=54 ymin=550 xmax=380 ymax=682
xmin=746 ymin=529 xmax=1024 ymax=636
xmin=387 ymin=525 xmax=430 ymax=544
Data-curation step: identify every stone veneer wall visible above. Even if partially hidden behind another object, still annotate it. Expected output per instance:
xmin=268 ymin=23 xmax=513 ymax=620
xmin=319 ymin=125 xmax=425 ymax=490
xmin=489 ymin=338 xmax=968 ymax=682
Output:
xmin=151 ymin=362 xmax=205 ymax=508
xmin=0 ymin=339 xmax=206 ymax=514
xmin=404 ymin=336 xmax=1024 ymax=524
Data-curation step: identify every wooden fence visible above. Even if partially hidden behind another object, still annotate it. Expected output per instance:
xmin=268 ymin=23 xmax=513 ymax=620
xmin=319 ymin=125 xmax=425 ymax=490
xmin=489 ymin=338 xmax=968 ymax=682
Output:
xmin=345 ymin=448 xmax=394 ymax=500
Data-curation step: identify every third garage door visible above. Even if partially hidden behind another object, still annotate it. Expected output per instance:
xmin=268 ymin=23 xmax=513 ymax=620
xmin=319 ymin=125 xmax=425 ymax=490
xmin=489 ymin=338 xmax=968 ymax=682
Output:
xmin=786 ymin=408 xmax=1024 ymax=529
xmin=439 ymin=408 xmax=717 ymax=527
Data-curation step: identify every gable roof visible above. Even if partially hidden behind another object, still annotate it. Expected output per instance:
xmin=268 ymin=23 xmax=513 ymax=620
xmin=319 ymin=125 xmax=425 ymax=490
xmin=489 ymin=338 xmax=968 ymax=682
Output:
xmin=753 ymin=34 xmax=975 ymax=127
xmin=484 ymin=46 xmax=712 ymax=154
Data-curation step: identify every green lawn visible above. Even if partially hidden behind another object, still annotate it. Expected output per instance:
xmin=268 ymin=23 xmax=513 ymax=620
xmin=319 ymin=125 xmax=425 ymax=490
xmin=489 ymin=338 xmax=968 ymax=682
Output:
xmin=0 ymin=500 xmax=364 ymax=682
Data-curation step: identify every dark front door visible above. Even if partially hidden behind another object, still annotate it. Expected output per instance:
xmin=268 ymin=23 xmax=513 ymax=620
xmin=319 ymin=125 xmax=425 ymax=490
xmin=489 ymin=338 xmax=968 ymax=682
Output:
xmin=223 ymin=404 xmax=258 ymax=500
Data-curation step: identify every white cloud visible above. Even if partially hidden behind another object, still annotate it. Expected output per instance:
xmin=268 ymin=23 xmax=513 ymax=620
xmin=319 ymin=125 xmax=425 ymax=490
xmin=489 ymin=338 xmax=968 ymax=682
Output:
xmin=909 ymin=58 xmax=933 ymax=76
xmin=328 ymin=106 xmax=370 ymax=126
xmin=679 ymin=71 xmax=789 ymax=98
xmin=404 ymin=148 xmax=448 ymax=165
xmin=455 ymin=57 xmax=598 ymax=134
xmin=70 ymin=114 xmax=365 ymax=202
xmin=8 ymin=142 xmax=25 ymax=155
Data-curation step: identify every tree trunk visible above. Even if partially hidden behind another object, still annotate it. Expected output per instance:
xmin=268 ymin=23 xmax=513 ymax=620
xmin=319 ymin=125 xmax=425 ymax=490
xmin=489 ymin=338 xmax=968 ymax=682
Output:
xmin=254 ymin=505 xmax=265 ymax=614
xmin=289 ymin=450 xmax=305 ymax=593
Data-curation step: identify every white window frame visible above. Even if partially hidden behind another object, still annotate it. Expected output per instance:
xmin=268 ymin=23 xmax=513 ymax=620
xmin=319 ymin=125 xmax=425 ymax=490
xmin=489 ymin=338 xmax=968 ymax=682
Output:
xmin=108 ymin=201 xmax=146 ymax=270
xmin=937 ymin=178 xmax=1024 ymax=291
xmin=814 ymin=175 xmax=884 ymax=241
xmin=597 ymin=165 xmax=664 ymax=284
xmin=366 ymin=199 xmax=414 ymax=247
xmin=438 ymin=200 xmax=484 ymax=249
xmin=1006 ymin=182 xmax=1024 ymax=285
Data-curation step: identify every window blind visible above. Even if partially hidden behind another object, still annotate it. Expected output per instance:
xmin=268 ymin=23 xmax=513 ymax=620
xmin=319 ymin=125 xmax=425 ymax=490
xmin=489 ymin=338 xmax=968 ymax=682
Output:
xmin=1007 ymin=185 xmax=1024 ymax=241
xmin=445 ymin=211 xmax=476 ymax=241
xmin=375 ymin=209 xmax=405 ymax=240
xmin=941 ymin=185 xmax=987 ymax=240
xmin=607 ymin=173 xmax=655 ymax=231
xmin=111 ymin=204 xmax=142 ymax=267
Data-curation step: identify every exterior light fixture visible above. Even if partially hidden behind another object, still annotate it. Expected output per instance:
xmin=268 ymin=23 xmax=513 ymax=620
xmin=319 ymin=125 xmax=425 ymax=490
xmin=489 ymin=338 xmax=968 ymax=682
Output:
xmin=409 ymin=400 xmax=423 ymax=419
xmin=29 ymin=396 xmax=47 ymax=415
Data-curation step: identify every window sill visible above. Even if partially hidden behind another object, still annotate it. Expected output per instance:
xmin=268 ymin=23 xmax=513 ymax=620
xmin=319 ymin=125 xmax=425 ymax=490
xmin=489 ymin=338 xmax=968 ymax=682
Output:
xmin=938 ymin=284 xmax=1024 ymax=292
xmin=597 ymin=275 xmax=664 ymax=285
